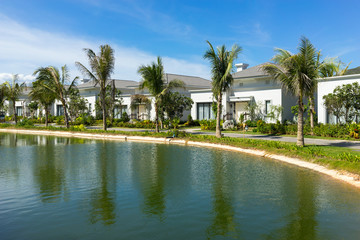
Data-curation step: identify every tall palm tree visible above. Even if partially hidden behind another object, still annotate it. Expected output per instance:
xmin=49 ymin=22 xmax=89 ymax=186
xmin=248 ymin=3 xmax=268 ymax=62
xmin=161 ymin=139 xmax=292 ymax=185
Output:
xmin=30 ymin=79 xmax=57 ymax=127
xmin=262 ymin=37 xmax=318 ymax=146
xmin=3 ymin=74 xmax=25 ymax=124
xmin=137 ymin=57 xmax=185 ymax=133
xmin=204 ymin=41 xmax=241 ymax=138
xmin=76 ymin=44 xmax=115 ymax=131
xmin=305 ymin=56 xmax=349 ymax=135
xmin=33 ymin=65 xmax=77 ymax=128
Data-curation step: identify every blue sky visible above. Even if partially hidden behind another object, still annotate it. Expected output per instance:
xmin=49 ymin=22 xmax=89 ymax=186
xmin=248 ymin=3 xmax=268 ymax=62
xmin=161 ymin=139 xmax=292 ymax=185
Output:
xmin=0 ymin=0 xmax=359 ymax=82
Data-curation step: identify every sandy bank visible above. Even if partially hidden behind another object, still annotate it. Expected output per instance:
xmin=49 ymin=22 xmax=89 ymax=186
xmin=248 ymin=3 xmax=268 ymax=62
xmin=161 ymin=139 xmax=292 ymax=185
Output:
xmin=1 ymin=128 xmax=360 ymax=189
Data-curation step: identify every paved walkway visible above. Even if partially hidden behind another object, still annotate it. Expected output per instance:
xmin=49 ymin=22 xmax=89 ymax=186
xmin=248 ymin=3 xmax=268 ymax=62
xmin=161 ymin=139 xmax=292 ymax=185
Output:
xmin=88 ymin=126 xmax=360 ymax=150
xmin=184 ymin=128 xmax=360 ymax=150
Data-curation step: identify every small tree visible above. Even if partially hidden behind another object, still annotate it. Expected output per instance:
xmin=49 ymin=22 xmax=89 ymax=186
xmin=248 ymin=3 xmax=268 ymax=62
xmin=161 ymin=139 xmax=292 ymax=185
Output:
xmin=30 ymin=79 xmax=57 ymax=127
xmin=94 ymin=85 xmax=122 ymax=121
xmin=28 ymin=102 xmax=39 ymax=118
xmin=322 ymin=82 xmax=360 ymax=124
xmin=68 ymin=88 xmax=88 ymax=121
xmin=3 ymin=74 xmax=25 ymax=124
xmin=33 ymin=65 xmax=77 ymax=128
xmin=0 ymin=85 xmax=7 ymax=113
xmin=323 ymin=93 xmax=345 ymax=124
xmin=268 ymin=105 xmax=283 ymax=123
xmin=160 ymin=91 xmax=193 ymax=123
xmin=245 ymin=101 xmax=263 ymax=121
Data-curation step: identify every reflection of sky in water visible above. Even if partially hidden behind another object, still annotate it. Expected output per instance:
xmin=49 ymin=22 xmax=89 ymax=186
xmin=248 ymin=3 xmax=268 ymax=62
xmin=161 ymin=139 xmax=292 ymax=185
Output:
xmin=1 ymin=133 xmax=360 ymax=240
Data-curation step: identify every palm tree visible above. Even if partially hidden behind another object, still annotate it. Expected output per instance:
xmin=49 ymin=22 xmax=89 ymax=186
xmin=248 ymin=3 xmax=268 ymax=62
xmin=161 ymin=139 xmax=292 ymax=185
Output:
xmin=3 ymin=74 xmax=25 ymax=124
xmin=33 ymin=65 xmax=77 ymax=128
xmin=262 ymin=37 xmax=318 ymax=146
xmin=204 ymin=41 xmax=241 ymax=138
xmin=137 ymin=57 xmax=185 ymax=133
xmin=76 ymin=44 xmax=115 ymax=131
xmin=306 ymin=56 xmax=349 ymax=135
xmin=30 ymin=79 xmax=57 ymax=127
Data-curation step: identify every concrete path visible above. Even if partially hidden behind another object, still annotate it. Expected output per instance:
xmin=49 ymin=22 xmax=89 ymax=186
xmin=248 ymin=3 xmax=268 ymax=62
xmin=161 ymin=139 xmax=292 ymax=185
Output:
xmin=185 ymin=128 xmax=360 ymax=150
xmin=34 ymin=124 xmax=360 ymax=150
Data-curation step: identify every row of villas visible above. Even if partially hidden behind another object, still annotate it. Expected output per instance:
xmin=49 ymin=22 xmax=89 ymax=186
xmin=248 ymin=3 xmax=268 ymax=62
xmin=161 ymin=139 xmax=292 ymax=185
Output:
xmin=8 ymin=62 xmax=360 ymax=124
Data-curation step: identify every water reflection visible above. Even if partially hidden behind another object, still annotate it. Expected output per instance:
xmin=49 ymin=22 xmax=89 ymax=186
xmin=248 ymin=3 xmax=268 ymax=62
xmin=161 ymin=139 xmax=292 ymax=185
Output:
xmin=264 ymin=171 xmax=319 ymax=239
xmin=131 ymin=144 xmax=167 ymax=219
xmin=88 ymin=142 xmax=117 ymax=225
xmin=33 ymin=142 xmax=66 ymax=203
xmin=207 ymin=151 xmax=240 ymax=239
xmin=0 ymin=133 xmax=90 ymax=147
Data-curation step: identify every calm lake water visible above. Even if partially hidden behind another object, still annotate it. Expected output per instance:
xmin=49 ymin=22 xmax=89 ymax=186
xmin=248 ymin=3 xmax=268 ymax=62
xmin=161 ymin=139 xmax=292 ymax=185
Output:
xmin=1 ymin=133 xmax=360 ymax=240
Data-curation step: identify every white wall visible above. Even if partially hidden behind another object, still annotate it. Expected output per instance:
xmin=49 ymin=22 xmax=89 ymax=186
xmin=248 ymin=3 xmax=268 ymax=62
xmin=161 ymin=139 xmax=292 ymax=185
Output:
xmin=190 ymin=90 xmax=226 ymax=120
xmin=317 ymin=75 xmax=360 ymax=123
xmin=232 ymin=88 xmax=282 ymax=123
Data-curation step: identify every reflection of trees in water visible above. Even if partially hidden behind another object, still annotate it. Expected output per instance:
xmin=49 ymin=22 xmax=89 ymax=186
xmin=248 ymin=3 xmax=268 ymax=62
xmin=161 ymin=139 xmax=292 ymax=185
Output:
xmin=88 ymin=142 xmax=117 ymax=225
xmin=263 ymin=172 xmax=319 ymax=240
xmin=206 ymin=152 xmax=240 ymax=239
xmin=33 ymin=140 xmax=66 ymax=203
xmin=0 ymin=133 xmax=92 ymax=147
xmin=131 ymin=143 xmax=167 ymax=220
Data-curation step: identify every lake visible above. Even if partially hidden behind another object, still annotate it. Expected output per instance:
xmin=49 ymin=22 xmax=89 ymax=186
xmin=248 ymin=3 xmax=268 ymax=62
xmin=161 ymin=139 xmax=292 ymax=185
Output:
xmin=1 ymin=133 xmax=360 ymax=239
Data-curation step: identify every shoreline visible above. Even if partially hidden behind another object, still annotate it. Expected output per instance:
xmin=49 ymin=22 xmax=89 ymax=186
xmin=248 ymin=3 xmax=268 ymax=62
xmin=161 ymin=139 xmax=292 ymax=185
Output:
xmin=1 ymin=128 xmax=360 ymax=189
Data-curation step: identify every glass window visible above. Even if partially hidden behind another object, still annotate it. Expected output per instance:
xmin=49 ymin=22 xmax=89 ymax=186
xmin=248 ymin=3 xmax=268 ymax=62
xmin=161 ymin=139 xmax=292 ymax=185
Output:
xmin=57 ymin=105 xmax=64 ymax=116
xmin=265 ymin=100 xmax=271 ymax=115
xmin=197 ymin=103 xmax=214 ymax=120
xmin=16 ymin=106 xmax=23 ymax=116
xmin=114 ymin=105 xmax=128 ymax=119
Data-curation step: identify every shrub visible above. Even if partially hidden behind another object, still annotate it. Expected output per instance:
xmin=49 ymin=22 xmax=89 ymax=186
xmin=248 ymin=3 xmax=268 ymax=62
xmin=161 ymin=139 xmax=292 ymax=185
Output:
xmin=16 ymin=118 xmax=34 ymax=127
xmin=120 ymin=112 xmax=130 ymax=123
xmin=70 ymin=124 xmax=87 ymax=131
xmin=200 ymin=120 xmax=217 ymax=130
xmin=55 ymin=116 xmax=64 ymax=125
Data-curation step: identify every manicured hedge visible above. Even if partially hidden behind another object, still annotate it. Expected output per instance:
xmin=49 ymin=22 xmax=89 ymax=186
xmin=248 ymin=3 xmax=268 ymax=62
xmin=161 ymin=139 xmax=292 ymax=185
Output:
xmin=255 ymin=121 xmax=360 ymax=139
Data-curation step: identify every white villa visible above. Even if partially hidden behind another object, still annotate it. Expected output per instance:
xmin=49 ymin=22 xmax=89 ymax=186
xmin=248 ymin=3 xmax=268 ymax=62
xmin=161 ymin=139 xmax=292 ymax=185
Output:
xmin=3 ymin=64 xmax=360 ymax=124
xmin=190 ymin=63 xmax=298 ymax=123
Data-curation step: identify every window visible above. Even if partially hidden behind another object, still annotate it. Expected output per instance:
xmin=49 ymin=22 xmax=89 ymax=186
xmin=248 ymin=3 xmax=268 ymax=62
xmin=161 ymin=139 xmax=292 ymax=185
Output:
xmin=114 ymin=105 xmax=128 ymax=119
xmin=265 ymin=100 xmax=271 ymax=115
xmin=239 ymin=82 xmax=243 ymax=87
xmin=197 ymin=103 xmax=215 ymax=120
xmin=88 ymin=103 xmax=92 ymax=113
xmin=16 ymin=106 xmax=23 ymax=116
xmin=56 ymin=105 xmax=64 ymax=116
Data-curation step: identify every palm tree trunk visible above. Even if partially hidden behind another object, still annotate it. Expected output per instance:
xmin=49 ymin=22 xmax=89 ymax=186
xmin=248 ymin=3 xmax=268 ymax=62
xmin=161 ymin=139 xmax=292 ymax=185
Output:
xmin=216 ymin=94 xmax=222 ymax=138
xmin=13 ymin=101 xmax=17 ymax=124
xmin=309 ymin=96 xmax=315 ymax=136
xmin=63 ymin=105 xmax=70 ymax=128
xmin=45 ymin=108 xmax=49 ymax=127
xmin=155 ymin=101 xmax=159 ymax=133
xmin=297 ymin=96 xmax=305 ymax=147
xmin=102 ymin=91 xmax=107 ymax=131
xmin=60 ymin=98 xmax=70 ymax=128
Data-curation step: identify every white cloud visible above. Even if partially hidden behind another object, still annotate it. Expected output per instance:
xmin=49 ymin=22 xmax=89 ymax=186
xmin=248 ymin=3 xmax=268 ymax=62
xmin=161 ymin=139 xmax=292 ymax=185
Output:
xmin=0 ymin=73 xmax=35 ymax=85
xmin=0 ymin=14 xmax=210 ymax=84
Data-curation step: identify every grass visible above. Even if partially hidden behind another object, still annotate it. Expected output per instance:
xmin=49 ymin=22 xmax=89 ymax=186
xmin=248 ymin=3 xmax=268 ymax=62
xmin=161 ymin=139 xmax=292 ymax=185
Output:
xmin=1 ymin=123 xmax=360 ymax=176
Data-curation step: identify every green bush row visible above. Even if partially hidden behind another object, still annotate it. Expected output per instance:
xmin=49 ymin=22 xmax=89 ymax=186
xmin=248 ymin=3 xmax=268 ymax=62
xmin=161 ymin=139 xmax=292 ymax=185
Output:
xmin=255 ymin=121 xmax=360 ymax=139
